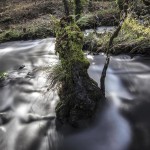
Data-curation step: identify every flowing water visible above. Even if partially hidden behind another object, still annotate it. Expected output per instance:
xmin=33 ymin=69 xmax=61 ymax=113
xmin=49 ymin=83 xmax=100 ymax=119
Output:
xmin=0 ymin=37 xmax=150 ymax=150
xmin=84 ymin=26 xmax=116 ymax=36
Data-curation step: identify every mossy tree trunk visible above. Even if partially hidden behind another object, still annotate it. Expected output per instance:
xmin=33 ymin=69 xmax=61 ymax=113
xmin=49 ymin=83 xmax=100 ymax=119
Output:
xmin=55 ymin=16 xmax=104 ymax=127
xmin=62 ymin=0 xmax=70 ymax=16
xmin=74 ymin=0 xmax=83 ymax=20
xmin=62 ymin=0 xmax=83 ymax=20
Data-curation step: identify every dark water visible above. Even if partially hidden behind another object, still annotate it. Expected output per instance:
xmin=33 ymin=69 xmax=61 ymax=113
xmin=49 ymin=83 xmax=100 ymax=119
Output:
xmin=0 ymin=38 xmax=150 ymax=150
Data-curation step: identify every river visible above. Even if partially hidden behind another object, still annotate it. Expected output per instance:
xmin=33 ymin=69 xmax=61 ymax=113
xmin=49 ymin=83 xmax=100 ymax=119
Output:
xmin=0 ymin=37 xmax=150 ymax=150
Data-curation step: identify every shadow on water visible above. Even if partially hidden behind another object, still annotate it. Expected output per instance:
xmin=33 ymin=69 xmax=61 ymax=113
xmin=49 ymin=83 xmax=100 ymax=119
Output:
xmin=0 ymin=38 xmax=150 ymax=150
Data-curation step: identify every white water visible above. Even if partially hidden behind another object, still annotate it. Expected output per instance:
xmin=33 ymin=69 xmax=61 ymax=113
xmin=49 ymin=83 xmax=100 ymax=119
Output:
xmin=84 ymin=26 xmax=116 ymax=36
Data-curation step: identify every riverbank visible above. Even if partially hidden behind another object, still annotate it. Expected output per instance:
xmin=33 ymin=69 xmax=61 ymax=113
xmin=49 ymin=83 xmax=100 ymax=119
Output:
xmin=84 ymin=15 xmax=150 ymax=55
xmin=0 ymin=0 xmax=119 ymax=43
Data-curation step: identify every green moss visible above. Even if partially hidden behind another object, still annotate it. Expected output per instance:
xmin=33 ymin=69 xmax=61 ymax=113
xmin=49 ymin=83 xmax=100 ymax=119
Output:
xmin=122 ymin=17 xmax=150 ymax=37
xmin=56 ymin=17 xmax=89 ymax=71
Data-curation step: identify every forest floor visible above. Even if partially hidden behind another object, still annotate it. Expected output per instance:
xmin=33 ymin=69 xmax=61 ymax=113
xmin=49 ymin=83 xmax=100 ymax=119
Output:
xmin=0 ymin=0 xmax=119 ymax=43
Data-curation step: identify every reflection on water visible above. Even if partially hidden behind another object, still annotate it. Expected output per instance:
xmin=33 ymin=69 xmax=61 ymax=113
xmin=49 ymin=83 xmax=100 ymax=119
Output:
xmin=0 ymin=38 xmax=150 ymax=150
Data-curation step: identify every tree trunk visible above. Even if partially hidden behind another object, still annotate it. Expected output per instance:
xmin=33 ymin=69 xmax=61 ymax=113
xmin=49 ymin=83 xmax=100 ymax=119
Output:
xmin=55 ymin=16 xmax=105 ymax=128
xmin=74 ymin=0 xmax=83 ymax=20
xmin=62 ymin=0 xmax=70 ymax=16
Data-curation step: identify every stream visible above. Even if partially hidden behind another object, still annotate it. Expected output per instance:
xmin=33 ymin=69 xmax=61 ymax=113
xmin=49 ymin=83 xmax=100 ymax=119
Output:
xmin=0 ymin=36 xmax=150 ymax=150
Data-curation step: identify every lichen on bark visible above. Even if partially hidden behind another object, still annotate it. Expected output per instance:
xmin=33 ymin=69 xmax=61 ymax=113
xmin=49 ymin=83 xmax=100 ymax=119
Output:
xmin=55 ymin=16 xmax=104 ymax=127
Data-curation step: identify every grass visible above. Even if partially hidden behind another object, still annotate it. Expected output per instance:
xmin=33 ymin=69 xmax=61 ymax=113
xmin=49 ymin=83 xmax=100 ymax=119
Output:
xmin=39 ymin=62 xmax=66 ymax=90
xmin=48 ymin=63 xmax=66 ymax=90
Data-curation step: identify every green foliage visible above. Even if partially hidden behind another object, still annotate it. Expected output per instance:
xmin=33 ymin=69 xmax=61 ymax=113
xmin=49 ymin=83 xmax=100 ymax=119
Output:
xmin=122 ymin=17 xmax=150 ymax=37
xmin=97 ymin=16 xmax=150 ymax=54
xmin=48 ymin=63 xmax=66 ymax=89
